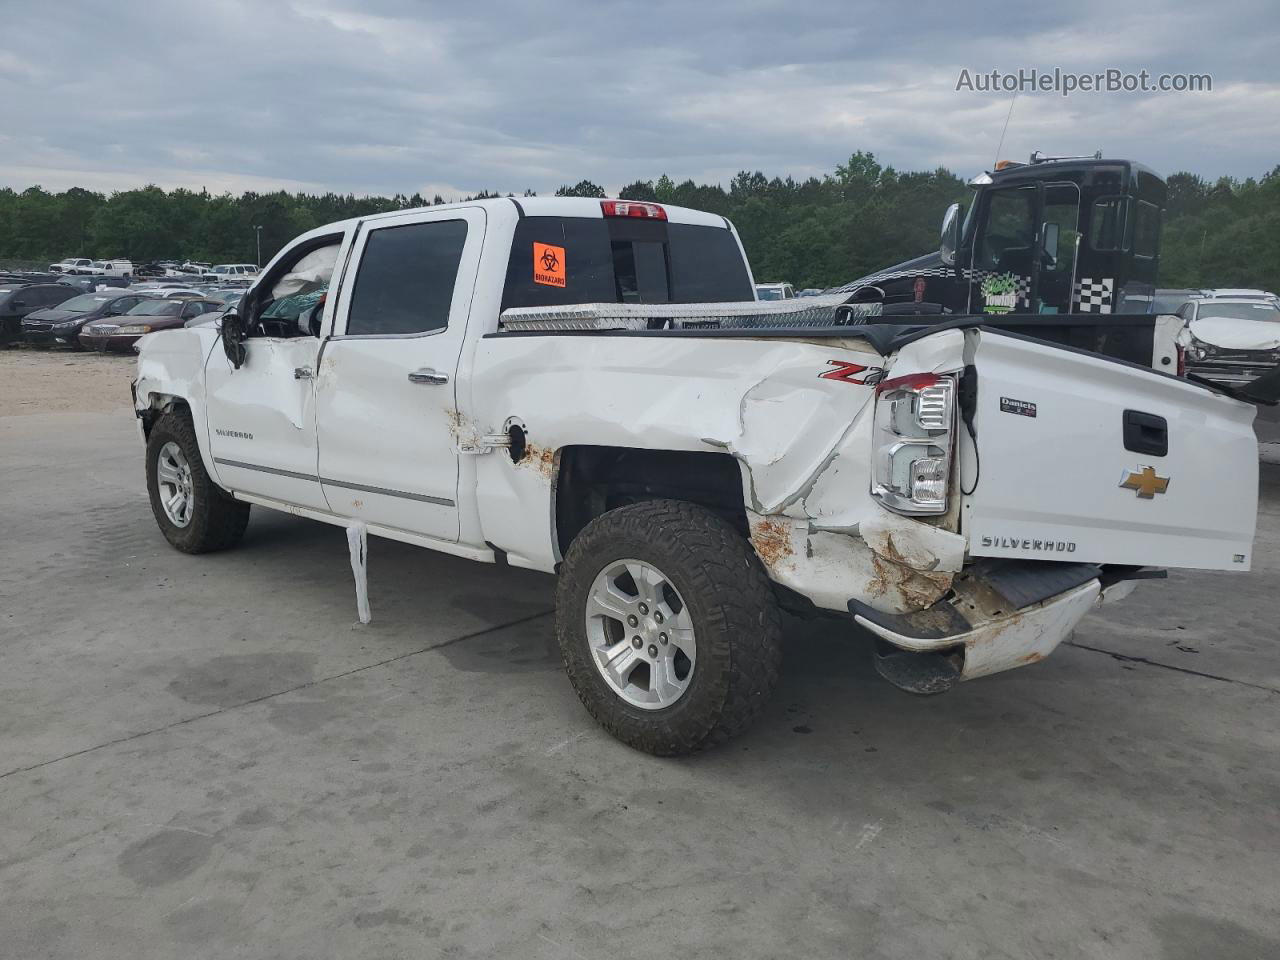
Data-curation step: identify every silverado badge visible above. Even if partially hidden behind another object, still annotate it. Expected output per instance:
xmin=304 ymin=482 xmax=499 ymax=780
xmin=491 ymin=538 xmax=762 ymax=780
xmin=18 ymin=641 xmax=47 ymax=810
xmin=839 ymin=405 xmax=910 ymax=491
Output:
xmin=1120 ymin=466 xmax=1170 ymax=499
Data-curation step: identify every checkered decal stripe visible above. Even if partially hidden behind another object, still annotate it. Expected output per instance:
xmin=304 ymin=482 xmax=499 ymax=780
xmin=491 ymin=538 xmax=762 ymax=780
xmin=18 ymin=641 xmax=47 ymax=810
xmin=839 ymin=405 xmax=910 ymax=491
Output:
xmin=1073 ymin=277 xmax=1114 ymax=314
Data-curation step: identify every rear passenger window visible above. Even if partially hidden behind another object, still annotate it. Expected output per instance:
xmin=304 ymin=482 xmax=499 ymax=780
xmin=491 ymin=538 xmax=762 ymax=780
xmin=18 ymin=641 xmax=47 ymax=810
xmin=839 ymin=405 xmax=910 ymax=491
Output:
xmin=346 ymin=220 xmax=468 ymax=336
xmin=501 ymin=216 xmax=753 ymax=310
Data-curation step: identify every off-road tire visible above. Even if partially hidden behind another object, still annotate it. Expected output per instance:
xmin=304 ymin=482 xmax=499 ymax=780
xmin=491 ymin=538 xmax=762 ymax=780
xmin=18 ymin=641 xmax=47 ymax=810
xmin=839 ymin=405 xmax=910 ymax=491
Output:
xmin=146 ymin=411 xmax=250 ymax=553
xmin=557 ymin=499 xmax=783 ymax=756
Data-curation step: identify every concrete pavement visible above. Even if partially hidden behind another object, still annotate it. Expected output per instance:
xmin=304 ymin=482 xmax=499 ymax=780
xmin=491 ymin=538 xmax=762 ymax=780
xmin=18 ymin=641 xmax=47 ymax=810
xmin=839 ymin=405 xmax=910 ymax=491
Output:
xmin=2 ymin=408 xmax=1278 ymax=959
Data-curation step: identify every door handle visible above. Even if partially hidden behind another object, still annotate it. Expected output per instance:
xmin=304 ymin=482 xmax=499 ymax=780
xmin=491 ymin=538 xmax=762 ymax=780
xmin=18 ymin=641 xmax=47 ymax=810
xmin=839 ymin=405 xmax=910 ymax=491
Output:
xmin=294 ymin=366 xmax=314 ymax=380
xmin=408 ymin=368 xmax=449 ymax=385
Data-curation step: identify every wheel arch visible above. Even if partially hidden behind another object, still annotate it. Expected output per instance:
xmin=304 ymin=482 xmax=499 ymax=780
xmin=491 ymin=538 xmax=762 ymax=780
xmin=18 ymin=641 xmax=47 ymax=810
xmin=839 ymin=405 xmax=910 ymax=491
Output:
xmin=552 ymin=444 xmax=749 ymax=560
xmin=137 ymin=391 xmax=193 ymax=440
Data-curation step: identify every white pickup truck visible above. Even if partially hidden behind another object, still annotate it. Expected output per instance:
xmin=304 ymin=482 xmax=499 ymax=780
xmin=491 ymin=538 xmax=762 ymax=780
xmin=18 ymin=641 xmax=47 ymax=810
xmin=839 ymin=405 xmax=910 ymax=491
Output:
xmin=133 ymin=196 xmax=1260 ymax=755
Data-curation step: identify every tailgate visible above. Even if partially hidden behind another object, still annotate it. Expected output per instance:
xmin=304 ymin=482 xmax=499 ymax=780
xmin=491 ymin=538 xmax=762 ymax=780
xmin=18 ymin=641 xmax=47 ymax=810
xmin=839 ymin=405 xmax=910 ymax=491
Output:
xmin=963 ymin=330 xmax=1258 ymax=571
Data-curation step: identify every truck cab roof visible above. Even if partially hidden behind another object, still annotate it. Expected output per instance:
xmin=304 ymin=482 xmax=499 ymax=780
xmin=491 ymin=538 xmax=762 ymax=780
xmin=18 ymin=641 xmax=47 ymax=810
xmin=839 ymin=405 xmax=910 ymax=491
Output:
xmin=289 ymin=196 xmax=729 ymax=247
xmin=985 ymin=156 xmax=1165 ymax=193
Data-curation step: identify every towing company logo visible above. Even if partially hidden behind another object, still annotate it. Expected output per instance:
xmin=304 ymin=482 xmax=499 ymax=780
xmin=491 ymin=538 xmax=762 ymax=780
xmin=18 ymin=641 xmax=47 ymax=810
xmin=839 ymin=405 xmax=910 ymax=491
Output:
xmin=980 ymin=273 xmax=1019 ymax=314
xmin=533 ymin=242 xmax=566 ymax=288
xmin=1120 ymin=465 xmax=1170 ymax=499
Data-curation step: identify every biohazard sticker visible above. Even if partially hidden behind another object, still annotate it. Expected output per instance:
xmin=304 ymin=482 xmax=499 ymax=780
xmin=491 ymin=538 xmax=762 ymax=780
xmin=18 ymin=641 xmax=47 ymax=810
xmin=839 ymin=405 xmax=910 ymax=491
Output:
xmin=980 ymin=273 xmax=1018 ymax=314
xmin=533 ymin=242 xmax=566 ymax=287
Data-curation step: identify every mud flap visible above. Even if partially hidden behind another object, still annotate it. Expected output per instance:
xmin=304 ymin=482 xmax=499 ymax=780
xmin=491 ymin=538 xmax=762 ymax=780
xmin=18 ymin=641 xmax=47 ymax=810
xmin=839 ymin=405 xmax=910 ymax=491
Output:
xmin=347 ymin=521 xmax=371 ymax=624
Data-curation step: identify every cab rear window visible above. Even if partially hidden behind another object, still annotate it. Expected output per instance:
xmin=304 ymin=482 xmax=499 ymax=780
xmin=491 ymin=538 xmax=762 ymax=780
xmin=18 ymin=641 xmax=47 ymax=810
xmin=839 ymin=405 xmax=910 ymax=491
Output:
xmin=501 ymin=216 xmax=752 ymax=310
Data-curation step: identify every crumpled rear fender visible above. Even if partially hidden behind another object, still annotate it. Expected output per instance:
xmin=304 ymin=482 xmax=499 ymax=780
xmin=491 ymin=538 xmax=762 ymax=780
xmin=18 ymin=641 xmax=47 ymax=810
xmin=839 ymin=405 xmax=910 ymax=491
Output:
xmin=467 ymin=328 xmax=967 ymax=609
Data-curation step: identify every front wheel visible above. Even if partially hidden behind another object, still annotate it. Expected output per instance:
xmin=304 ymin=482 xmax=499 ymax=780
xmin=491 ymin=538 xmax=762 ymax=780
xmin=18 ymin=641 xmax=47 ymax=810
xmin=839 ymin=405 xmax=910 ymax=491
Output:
xmin=556 ymin=500 xmax=783 ymax=756
xmin=145 ymin=411 xmax=250 ymax=553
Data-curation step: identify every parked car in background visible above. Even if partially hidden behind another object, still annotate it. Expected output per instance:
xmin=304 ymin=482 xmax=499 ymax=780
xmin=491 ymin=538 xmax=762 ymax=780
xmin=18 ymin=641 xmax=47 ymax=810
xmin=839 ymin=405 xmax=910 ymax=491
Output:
xmin=204 ymin=263 xmax=259 ymax=282
xmin=0 ymin=282 xmax=78 ymax=344
xmin=49 ymin=257 xmax=96 ymax=274
xmin=80 ymin=297 xmax=224 ymax=352
xmin=129 ymin=284 xmax=208 ymax=298
xmin=1152 ymin=288 xmax=1203 ymax=313
xmin=754 ymin=282 xmax=795 ymax=301
xmin=204 ymin=289 xmax=244 ymax=308
xmin=88 ymin=259 xmax=134 ymax=277
xmin=21 ymin=291 xmax=153 ymax=347
xmin=797 ymin=287 xmax=824 ymax=297
xmin=58 ymin=274 xmax=131 ymax=292
xmin=1177 ymin=297 xmax=1280 ymax=386
xmin=1198 ymin=288 xmax=1280 ymax=303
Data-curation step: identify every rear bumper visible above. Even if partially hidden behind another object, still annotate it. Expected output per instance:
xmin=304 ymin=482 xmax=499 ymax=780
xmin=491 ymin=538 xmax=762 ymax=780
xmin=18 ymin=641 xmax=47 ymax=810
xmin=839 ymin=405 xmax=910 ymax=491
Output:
xmin=849 ymin=561 xmax=1156 ymax=683
xmin=853 ymin=579 xmax=1099 ymax=681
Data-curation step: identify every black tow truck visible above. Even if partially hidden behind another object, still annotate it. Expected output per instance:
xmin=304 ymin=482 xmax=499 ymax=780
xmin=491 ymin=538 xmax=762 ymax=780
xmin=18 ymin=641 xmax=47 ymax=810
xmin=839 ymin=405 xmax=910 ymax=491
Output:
xmin=836 ymin=151 xmax=1166 ymax=317
xmin=828 ymin=151 xmax=1280 ymax=406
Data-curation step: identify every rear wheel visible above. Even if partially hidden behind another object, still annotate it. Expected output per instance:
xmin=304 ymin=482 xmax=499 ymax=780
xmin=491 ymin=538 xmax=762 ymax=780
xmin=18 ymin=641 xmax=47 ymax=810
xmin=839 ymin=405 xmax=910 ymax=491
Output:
xmin=146 ymin=411 xmax=250 ymax=553
xmin=556 ymin=499 xmax=782 ymax=755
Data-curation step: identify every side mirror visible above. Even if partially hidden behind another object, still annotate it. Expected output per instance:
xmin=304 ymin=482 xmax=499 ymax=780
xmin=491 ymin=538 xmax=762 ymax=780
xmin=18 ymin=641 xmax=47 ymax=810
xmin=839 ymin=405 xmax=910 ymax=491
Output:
xmin=940 ymin=203 xmax=962 ymax=267
xmin=220 ymin=311 xmax=248 ymax=368
xmin=1040 ymin=221 xmax=1060 ymax=268
xmin=298 ymin=302 xmax=323 ymax=337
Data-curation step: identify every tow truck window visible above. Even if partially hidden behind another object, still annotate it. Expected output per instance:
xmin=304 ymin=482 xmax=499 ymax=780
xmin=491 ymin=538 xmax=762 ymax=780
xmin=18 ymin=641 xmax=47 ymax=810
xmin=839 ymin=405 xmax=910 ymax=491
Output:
xmin=1132 ymin=201 xmax=1160 ymax=259
xmin=1090 ymin=197 xmax=1127 ymax=251
xmin=975 ymin=187 xmax=1036 ymax=272
xmin=346 ymin=219 xmax=468 ymax=336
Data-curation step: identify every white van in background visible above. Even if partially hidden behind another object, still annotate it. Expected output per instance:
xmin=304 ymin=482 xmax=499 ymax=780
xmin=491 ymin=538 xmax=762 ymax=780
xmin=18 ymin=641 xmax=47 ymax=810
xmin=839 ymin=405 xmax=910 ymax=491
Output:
xmin=204 ymin=264 xmax=259 ymax=282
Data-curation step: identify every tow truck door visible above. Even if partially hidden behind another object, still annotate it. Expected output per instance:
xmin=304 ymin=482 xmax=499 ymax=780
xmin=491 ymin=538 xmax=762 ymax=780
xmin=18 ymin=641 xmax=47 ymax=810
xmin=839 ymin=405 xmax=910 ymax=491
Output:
xmin=315 ymin=206 xmax=486 ymax=542
xmin=967 ymin=180 xmax=1080 ymax=315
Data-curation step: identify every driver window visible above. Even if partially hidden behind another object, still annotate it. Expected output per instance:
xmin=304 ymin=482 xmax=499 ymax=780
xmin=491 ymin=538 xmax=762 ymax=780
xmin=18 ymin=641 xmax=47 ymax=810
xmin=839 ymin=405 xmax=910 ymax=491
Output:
xmin=247 ymin=239 xmax=341 ymax=338
xmin=975 ymin=187 xmax=1036 ymax=272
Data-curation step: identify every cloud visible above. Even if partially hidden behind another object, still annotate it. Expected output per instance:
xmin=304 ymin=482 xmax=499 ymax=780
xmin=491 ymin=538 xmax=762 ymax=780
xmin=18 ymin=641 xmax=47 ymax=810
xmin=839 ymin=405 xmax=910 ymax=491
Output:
xmin=0 ymin=0 xmax=1275 ymax=200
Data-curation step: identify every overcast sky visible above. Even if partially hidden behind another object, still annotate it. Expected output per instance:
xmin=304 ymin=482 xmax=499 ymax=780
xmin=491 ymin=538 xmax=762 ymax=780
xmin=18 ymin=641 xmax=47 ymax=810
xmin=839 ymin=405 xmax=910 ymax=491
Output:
xmin=1 ymin=0 xmax=1276 ymax=198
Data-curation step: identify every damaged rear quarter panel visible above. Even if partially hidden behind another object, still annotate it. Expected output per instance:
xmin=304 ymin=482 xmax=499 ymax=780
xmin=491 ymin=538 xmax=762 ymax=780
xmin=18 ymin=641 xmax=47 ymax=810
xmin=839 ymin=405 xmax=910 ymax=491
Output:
xmin=743 ymin=329 xmax=968 ymax=614
xmin=466 ymin=330 xmax=967 ymax=617
xmin=467 ymin=333 xmax=882 ymax=572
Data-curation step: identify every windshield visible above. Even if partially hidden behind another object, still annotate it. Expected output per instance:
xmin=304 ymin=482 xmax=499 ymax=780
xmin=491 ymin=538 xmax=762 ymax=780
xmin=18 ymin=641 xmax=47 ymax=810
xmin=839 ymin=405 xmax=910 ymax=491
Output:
xmin=59 ymin=294 xmax=114 ymax=312
xmin=127 ymin=300 xmax=182 ymax=316
xmin=1199 ymin=302 xmax=1280 ymax=323
xmin=755 ymin=287 xmax=783 ymax=301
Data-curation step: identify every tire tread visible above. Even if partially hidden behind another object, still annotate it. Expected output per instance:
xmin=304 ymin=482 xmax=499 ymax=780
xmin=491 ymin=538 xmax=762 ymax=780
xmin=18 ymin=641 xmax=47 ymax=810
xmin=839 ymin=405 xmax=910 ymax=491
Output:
xmin=556 ymin=499 xmax=782 ymax=755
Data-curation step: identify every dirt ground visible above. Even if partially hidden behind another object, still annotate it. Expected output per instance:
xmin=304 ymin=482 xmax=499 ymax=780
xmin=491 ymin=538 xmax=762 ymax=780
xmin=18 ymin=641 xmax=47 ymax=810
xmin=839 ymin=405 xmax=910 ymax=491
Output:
xmin=0 ymin=348 xmax=137 ymax=415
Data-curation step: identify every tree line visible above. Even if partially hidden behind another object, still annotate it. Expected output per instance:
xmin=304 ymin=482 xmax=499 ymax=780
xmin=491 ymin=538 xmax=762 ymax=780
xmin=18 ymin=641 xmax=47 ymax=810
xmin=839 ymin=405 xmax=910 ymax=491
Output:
xmin=1 ymin=153 xmax=1275 ymax=291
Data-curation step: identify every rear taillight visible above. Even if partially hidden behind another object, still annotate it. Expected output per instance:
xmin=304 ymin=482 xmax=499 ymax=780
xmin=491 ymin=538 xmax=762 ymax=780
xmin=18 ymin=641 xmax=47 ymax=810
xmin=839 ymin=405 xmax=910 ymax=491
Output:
xmin=600 ymin=200 xmax=667 ymax=220
xmin=872 ymin=372 xmax=957 ymax=515
xmin=1176 ymin=344 xmax=1186 ymax=377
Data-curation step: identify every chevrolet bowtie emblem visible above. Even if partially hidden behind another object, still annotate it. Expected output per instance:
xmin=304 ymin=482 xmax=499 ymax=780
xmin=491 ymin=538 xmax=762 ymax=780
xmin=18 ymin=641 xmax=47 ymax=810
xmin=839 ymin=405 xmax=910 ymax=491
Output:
xmin=1120 ymin=466 xmax=1170 ymax=499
